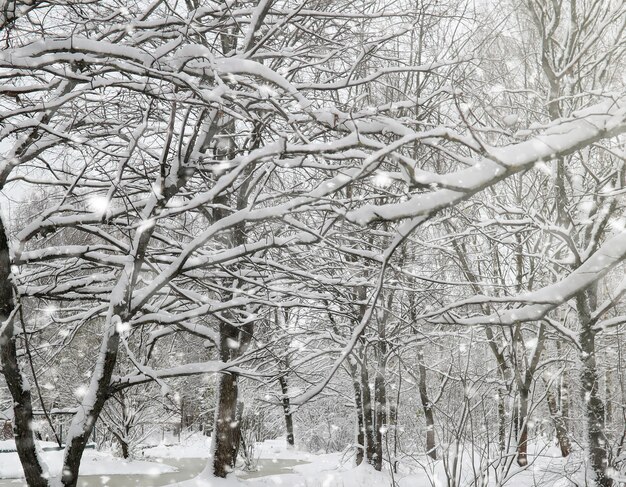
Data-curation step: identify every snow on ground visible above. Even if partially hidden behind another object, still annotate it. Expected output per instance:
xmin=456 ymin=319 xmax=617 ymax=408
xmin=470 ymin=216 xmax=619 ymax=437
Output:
xmin=253 ymin=438 xmax=323 ymax=462
xmin=165 ymin=460 xmax=389 ymax=487
xmin=0 ymin=439 xmax=59 ymax=452
xmin=143 ymin=435 xmax=388 ymax=487
xmin=395 ymin=441 xmax=585 ymax=487
xmin=159 ymin=436 xmax=585 ymax=487
xmin=143 ymin=434 xmax=212 ymax=459
xmin=142 ymin=435 xmax=315 ymax=462
xmin=0 ymin=440 xmax=176 ymax=479
xmin=0 ymin=436 xmax=591 ymax=486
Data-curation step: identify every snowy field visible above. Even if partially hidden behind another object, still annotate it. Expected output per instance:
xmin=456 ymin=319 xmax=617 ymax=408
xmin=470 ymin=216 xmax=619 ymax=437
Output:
xmin=0 ymin=436 xmax=593 ymax=486
xmin=0 ymin=440 xmax=175 ymax=480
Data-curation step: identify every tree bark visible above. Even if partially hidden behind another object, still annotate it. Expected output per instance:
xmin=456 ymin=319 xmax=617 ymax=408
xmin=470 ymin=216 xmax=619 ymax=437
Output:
xmin=373 ymin=368 xmax=386 ymax=471
xmin=417 ymin=347 xmax=437 ymax=460
xmin=110 ymin=430 xmax=130 ymax=460
xmin=347 ymin=357 xmax=365 ymax=466
xmin=546 ymin=385 xmax=571 ymax=457
xmin=212 ymin=372 xmax=239 ymax=477
xmin=0 ymin=215 xmax=49 ymax=487
xmin=516 ymin=385 xmax=529 ymax=467
xmin=373 ymin=304 xmax=389 ymax=472
xmin=514 ymin=323 xmax=545 ymax=467
xmin=556 ymin=340 xmax=572 ymax=439
xmin=578 ymin=291 xmax=612 ymax=487
xmin=212 ymin=322 xmax=242 ymax=478
xmin=278 ymin=375 xmax=295 ymax=447
xmin=61 ymin=321 xmax=121 ymax=486
xmin=497 ymin=390 xmax=506 ymax=452
xmin=605 ymin=369 xmax=613 ymax=429
xmin=360 ymin=358 xmax=376 ymax=465
xmin=206 ymin=91 xmax=256 ymax=475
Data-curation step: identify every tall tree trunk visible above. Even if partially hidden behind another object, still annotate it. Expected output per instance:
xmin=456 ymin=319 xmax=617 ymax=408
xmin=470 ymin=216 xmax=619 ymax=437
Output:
xmin=417 ymin=347 xmax=437 ymax=460
xmin=373 ymin=367 xmax=386 ymax=471
xmin=605 ymin=369 xmax=613 ymax=429
xmin=347 ymin=357 xmax=365 ymax=465
xmin=212 ymin=323 xmax=241 ymax=478
xmin=390 ymin=357 xmax=401 ymax=473
xmin=512 ymin=396 xmax=520 ymax=445
xmin=209 ymin=213 xmax=252 ymax=478
xmin=207 ymin=92 xmax=255 ymax=476
xmin=516 ymin=385 xmax=529 ymax=467
xmin=555 ymin=340 xmax=571 ymax=435
xmin=578 ymin=291 xmax=612 ymax=487
xmin=0 ymin=215 xmax=49 ymax=487
xmin=212 ymin=373 xmax=239 ymax=477
xmin=497 ymin=389 xmax=506 ymax=452
xmin=61 ymin=315 xmax=121 ymax=487
xmin=360 ymin=359 xmax=376 ymax=465
xmin=514 ymin=323 xmax=545 ymax=467
xmin=373 ymin=300 xmax=389 ymax=472
xmin=546 ymin=385 xmax=571 ymax=457
xmin=111 ymin=430 xmax=130 ymax=460
xmin=546 ymin=340 xmax=572 ymax=457
xmin=278 ymin=375 xmax=295 ymax=448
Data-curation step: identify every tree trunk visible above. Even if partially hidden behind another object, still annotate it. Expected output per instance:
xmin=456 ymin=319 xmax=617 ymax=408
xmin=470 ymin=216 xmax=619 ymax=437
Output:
xmin=278 ymin=375 xmax=295 ymax=447
xmin=212 ymin=322 xmax=242 ymax=478
xmin=212 ymin=372 xmax=239 ymax=477
xmin=390 ymin=357 xmax=401 ymax=473
xmin=556 ymin=340 xmax=571 ymax=436
xmin=516 ymin=385 xmax=529 ymax=467
xmin=578 ymin=292 xmax=612 ymax=487
xmin=0 ymin=215 xmax=49 ymax=487
xmin=209 ymin=161 xmax=253 ymax=478
xmin=373 ymin=369 xmax=386 ymax=471
xmin=360 ymin=360 xmax=376 ymax=465
xmin=373 ymin=303 xmax=389 ymax=473
xmin=389 ymin=399 xmax=398 ymax=472
xmin=546 ymin=386 xmax=571 ymax=457
xmin=121 ymin=440 xmax=129 ymax=460
xmin=347 ymin=357 xmax=365 ymax=466
xmin=497 ymin=389 xmax=506 ymax=452
xmin=417 ymin=347 xmax=437 ymax=460
xmin=605 ymin=369 xmax=613 ymax=429
xmin=512 ymin=396 xmax=520 ymax=444
xmin=61 ymin=323 xmax=121 ymax=487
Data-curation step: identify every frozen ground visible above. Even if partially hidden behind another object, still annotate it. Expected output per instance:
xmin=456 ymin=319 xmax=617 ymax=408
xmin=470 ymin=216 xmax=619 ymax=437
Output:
xmin=0 ymin=436 xmax=590 ymax=486
xmin=158 ymin=436 xmax=593 ymax=487
xmin=142 ymin=434 xmax=212 ymax=459
xmin=394 ymin=442 xmax=585 ymax=487
xmin=0 ymin=440 xmax=175 ymax=480
xmin=160 ymin=438 xmax=389 ymax=487
xmin=157 ymin=437 xmax=582 ymax=487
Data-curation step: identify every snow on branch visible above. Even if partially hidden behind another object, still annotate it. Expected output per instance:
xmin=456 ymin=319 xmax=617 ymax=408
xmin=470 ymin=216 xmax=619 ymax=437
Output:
xmin=110 ymin=361 xmax=263 ymax=391
xmin=346 ymin=97 xmax=626 ymax=225
xmin=429 ymin=229 xmax=626 ymax=327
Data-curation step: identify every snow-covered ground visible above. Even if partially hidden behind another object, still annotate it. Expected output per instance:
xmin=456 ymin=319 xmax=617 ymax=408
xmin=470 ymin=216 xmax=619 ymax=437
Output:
xmin=140 ymin=435 xmax=389 ymax=486
xmin=158 ymin=437 xmax=584 ymax=487
xmin=162 ymin=441 xmax=389 ymax=487
xmin=0 ymin=436 xmax=590 ymax=486
xmin=143 ymin=434 xmax=213 ymax=459
xmin=394 ymin=442 xmax=583 ymax=487
xmin=0 ymin=440 xmax=176 ymax=479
